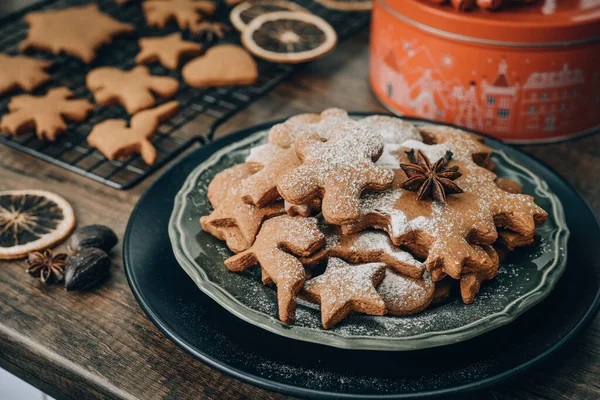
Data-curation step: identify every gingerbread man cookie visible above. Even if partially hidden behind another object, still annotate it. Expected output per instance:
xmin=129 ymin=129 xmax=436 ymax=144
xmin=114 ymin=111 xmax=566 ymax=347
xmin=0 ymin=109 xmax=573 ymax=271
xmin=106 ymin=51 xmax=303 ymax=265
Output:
xmin=0 ymin=54 xmax=51 ymax=95
xmin=143 ymin=0 xmax=217 ymax=29
xmin=182 ymin=45 xmax=258 ymax=88
xmin=87 ymin=66 xmax=179 ymax=114
xmin=278 ymin=120 xmax=395 ymax=225
xmin=303 ymin=257 xmax=387 ymax=329
xmin=201 ymin=164 xmax=285 ymax=247
xmin=87 ymin=101 xmax=179 ymax=165
xmin=136 ymin=33 xmax=203 ymax=70
xmin=1 ymin=87 xmax=93 ymax=141
xmin=20 ymin=4 xmax=134 ymax=63
xmin=225 ymin=215 xmax=325 ymax=323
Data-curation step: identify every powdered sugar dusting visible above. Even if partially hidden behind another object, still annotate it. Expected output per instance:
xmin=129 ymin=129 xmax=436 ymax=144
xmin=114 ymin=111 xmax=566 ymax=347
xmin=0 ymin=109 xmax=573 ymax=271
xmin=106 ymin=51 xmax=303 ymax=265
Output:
xmin=362 ymin=115 xmax=422 ymax=144
xmin=378 ymin=269 xmax=433 ymax=312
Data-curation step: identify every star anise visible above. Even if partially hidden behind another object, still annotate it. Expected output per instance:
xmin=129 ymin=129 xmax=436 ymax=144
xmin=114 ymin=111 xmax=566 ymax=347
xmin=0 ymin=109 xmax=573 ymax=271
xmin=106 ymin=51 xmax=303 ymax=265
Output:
xmin=399 ymin=149 xmax=463 ymax=203
xmin=26 ymin=249 xmax=68 ymax=284
xmin=190 ymin=22 xmax=230 ymax=41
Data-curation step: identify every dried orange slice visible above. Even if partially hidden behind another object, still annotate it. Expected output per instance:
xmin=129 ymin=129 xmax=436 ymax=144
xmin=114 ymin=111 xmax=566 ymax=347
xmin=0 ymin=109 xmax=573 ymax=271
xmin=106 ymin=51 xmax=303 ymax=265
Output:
xmin=241 ymin=11 xmax=337 ymax=64
xmin=0 ymin=190 xmax=76 ymax=259
xmin=314 ymin=0 xmax=372 ymax=11
xmin=230 ymin=0 xmax=308 ymax=31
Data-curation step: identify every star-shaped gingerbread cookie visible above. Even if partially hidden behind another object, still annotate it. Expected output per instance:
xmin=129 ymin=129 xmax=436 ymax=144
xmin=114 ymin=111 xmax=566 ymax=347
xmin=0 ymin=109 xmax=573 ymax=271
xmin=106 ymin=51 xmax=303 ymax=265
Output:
xmin=87 ymin=101 xmax=179 ymax=165
xmin=0 ymin=87 xmax=93 ymax=141
xmin=136 ymin=33 xmax=203 ymax=70
xmin=0 ymin=54 xmax=51 ymax=95
xmin=303 ymin=257 xmax=387 ymax=329
xmin=278 ymin=120 xmax=395 ymax=225
xmin=225 ymin=215 xmax=325 ymax=323
xmin=19 ymin=4 xmax=134 ymax=63
xmin=143 ymin=0 xmax=217 ymax=29
xmin=87 ymin=65 xmax=179 ymax=114
xmin=201 ymin=164 xmax=285 ymax=247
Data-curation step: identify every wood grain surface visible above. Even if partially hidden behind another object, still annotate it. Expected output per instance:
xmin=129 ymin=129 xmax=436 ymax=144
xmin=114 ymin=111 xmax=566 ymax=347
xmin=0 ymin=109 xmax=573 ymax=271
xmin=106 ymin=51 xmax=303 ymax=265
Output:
xmin=0 ymin=15 xmax=599 ymax=400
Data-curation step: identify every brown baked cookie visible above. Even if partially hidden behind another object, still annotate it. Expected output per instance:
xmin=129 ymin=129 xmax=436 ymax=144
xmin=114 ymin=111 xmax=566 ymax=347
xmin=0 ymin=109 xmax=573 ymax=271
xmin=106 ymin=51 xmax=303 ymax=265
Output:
xmin=225 ymin=215 xmax=325 ymax=323
xmin=341 ymin=132 xmax=546 ymax=302
xmin=417 ymin=125 xmax=493 ymax=169
xmin=20 ymin=4 xmax=134 ymax=63
xmin=0 ymin=87 xmax=93 ymax=141
xmin=241 ymin=143 xmax=301 ymax=207
xmin=362 ymin=115 xmax=422 ymax=168
xmin=87 ymin=101 xmax=179 ymax=165
xmin=200 ymin=164 xmax=285 ymax=246
xmin=136 ymin=33 xmax=203 ymax=70
xmin=182 ymin=44 xmax=258 ymax=88
xmin=278 ymin=120 xmax=395 ymax=225
xmin=495 ymin=177 xmax=523 ymax=194
xmin=143 ymin=0 xmax=216 ymax=29
xmin=0 ymin=54 xmax=51 ymax=95
xmin=303 ymin=257 xmax=387 ymax=329
xmin=285 ymin=198 xmax=321 ymax=217
xmin=378 ymin=269 xmax=435 ymax=316
xmin=459 ymin=245 xmax=499 ymax=304
xmin=300 ymin=225 xmax=425 ymax=279
xmin=268 ymin=108 xmax=350 ymax=149
xmin=87 ymin=66 xmax=179 ymax=114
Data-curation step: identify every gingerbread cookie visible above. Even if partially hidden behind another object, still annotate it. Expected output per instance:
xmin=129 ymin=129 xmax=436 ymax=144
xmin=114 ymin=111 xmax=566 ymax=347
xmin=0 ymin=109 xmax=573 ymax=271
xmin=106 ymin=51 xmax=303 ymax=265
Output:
xmin=87 ymin=66 xmax=179 ymax=114
xmin=0 ymin=87 xmax=93 ymax=141
xmin=201 ymin=164 xmax=285 ymax=246
xmin=225 ymin=215 xmax=325 ymax=323
xmin=142 ymin=0 xmax=216 ymax=29
xmin=459 ymin=245 xmax=499 ymax=304
xmin=278 ymin=121 xmax=395 ymax=225
xmin=182 ymin=45 xmax=258 ymax=88
xmin=301 ymin=225 xmax=425 ymax=279
xmin=268 ymin=108 xmax=350 ymax=149
xmin=241 ymin=143 xmax=300 ymax=207
xmin=303 ymin=257 xmax=386 ymax=329
xmin=343 ymin=135 xmax=546 ymax=298
xmin=0 ymin=54 xmax=51 ymax=95
xmin=202 ymin=163 xmax=282 ymax=252
xmin=20 ymin=4 xmax=134 ymax=63
xmin=378 ymin=269 xmax=435 ymax=316
xmin=285 ymin=198 xmax=321 ymax=217
xmin=87 ymin=101 xmax=179 ymax=165
xmin=495 ymin=177 xmax=523 ymax=194
xmin=136 ymin=33 xmax=203 ymax=70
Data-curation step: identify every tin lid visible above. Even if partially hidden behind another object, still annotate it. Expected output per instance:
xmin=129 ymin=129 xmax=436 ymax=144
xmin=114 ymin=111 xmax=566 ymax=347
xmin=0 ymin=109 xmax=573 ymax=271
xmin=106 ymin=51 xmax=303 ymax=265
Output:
xmin=380 ymin=0 xmax=600 ymax=46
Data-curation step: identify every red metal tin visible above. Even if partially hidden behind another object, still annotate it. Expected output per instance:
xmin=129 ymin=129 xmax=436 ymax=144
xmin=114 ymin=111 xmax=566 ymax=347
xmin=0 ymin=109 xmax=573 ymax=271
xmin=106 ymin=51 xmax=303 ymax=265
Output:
xmin=369 ymin=0 xmax=600 ymax=142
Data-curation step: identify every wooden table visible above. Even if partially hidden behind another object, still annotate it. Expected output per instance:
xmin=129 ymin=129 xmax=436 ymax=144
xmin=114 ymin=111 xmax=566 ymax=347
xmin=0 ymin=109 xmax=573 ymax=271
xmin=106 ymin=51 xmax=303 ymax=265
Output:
xmin=1 ymin=9 xmax=599 ymax=399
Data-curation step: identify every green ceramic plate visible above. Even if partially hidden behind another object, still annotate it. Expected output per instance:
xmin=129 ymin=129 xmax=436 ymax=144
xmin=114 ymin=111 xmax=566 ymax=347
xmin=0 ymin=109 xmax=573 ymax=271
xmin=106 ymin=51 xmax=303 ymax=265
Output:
xmin=168 ymin=124 xmax=568 ymax=351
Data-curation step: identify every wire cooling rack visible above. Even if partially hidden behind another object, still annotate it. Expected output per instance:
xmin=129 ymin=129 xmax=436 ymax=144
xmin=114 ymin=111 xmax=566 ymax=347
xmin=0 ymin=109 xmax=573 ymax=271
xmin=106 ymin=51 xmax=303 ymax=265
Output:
xmin=0 ymin=0 xmax=369 ymax=189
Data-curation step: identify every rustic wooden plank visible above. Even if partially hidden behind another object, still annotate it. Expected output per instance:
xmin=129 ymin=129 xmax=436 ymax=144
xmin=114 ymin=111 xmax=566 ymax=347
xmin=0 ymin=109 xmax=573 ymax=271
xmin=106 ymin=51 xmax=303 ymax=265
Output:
xmin=0 ymin=20 xmax=598 ymax=400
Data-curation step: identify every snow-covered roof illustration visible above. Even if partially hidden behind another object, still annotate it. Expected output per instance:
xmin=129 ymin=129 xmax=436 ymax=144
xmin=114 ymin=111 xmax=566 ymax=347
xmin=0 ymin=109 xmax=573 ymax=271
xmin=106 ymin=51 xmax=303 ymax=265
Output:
xmin=523 ymin=64 xmax=585 ymax=90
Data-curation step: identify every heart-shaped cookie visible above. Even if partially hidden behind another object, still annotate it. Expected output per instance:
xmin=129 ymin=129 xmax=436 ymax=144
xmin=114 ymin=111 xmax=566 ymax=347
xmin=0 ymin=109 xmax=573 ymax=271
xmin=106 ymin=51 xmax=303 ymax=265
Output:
xmin=182 ymin=44 xmax=258 ymax=88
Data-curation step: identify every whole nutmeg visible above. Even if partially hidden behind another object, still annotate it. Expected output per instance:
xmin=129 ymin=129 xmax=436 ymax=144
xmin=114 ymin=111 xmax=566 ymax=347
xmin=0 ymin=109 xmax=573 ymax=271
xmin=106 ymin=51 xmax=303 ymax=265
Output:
xmin=68 ymin=225 xmax=118 ymax=254
xmin=64 ymin=248 xmax=110 ymax=291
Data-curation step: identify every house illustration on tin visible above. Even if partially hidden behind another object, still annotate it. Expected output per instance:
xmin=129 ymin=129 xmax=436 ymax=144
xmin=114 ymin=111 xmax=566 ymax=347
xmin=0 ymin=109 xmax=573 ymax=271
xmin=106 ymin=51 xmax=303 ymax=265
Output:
xmin=480 ymin=58 xmax=519 ymax=133
xmin=519 ymin=63 xmax=585 ymax=132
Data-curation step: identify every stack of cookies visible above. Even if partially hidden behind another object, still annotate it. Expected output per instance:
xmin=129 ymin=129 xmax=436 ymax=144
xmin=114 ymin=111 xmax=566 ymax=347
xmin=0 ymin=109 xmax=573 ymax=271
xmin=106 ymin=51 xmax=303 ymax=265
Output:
xmin=201 ymin=109 xmax=548 ymax=329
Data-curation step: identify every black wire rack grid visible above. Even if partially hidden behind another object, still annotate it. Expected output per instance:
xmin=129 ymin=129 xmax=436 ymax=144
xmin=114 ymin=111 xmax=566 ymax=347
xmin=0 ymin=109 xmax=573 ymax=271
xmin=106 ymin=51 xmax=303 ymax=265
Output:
xmin=0 ymin=0 xmax=370 ymax=190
